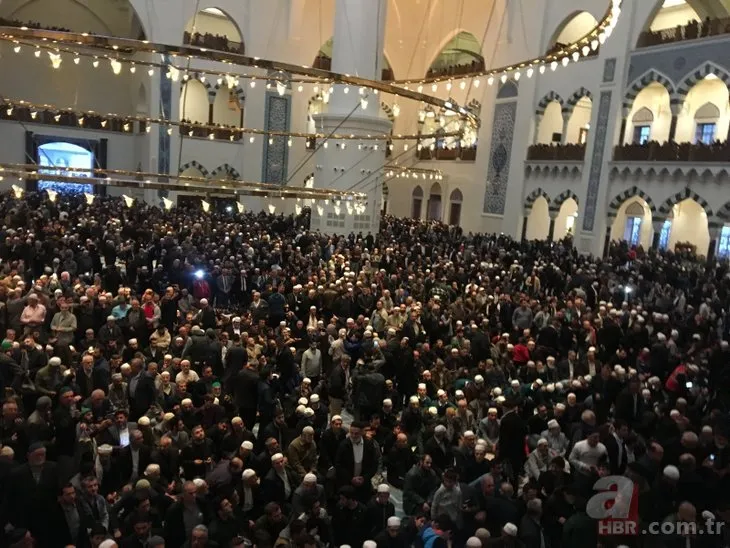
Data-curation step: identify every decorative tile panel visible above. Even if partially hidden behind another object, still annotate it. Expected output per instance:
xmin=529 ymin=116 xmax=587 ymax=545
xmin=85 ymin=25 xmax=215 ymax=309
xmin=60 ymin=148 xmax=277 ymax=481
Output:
xmin=263 ymin=94 xmax=291 ymax=184
xmin=603 ymin=58 xmax=617 ymax=83
xmin=582 ymin=90 xmax=612 ymax=232
xmin=158 ymin=54 xmax=172 ymax=179
xmin=483 ymin=101 xmax=517 ymax=214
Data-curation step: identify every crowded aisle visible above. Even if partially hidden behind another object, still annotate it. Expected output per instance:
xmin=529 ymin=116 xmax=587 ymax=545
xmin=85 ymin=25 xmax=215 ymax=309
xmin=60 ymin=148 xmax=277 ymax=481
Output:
xmin=0 ymin=192 xmax=729 ymax=548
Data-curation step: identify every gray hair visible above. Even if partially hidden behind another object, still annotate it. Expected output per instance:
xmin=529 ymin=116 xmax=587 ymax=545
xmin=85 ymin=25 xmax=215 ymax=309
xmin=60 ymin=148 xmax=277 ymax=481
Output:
xmin=192 ymin=524 xmax=208 ymax=536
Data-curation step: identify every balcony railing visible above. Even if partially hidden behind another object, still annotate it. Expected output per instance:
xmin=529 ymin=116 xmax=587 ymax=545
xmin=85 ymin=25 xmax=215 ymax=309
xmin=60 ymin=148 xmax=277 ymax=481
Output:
xmin=417 ymin=145 xmax=477 ymax=161
xmin=426 ymin=59 xmax=486 ymax=80
xmin=526 ymin=143 xmax=586 ymax=161
xmin=183 ymin=31 xmax=245 ymax=54
xmin=546 ymin=42 xmax=600 ymax=58
xmin=613 ymin=141 xmax=730 ymax=162
xmin=180 ymin=121 xmax=243 ymax=142
xmin=313 ymin=55 xmax=394 ymax=81
xmin=636 ymin=17 xmax=730 ymax=48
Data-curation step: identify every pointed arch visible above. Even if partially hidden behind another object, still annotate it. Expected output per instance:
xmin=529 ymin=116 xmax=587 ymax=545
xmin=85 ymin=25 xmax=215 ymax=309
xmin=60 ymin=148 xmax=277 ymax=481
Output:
xmin=427 ymin=30 xmax=485 ymax=76
xmin=675 ymin=62 xmax=730 ymax=103
xmin=563 ymin=87 xmax=594 ymax=116
xmin=716 ymin=201 xmax=730 ymax=223
xmin=212 ymin=81 xmax=246 ymax=104
xmin=536 ymin=92 xmax=564 ymax=117
xmin=211 ymin=163 xmax=241 ymax=180
xmin=623 ymin=69 xmax=676 ymax=114
xmin=547 ymin=10 xmax=600 ymax=53
xmin=658 ymin=187 xmax=714 ymax=217
xmin=179 ymin=160 xmax=209 ymax=177
xmin=524 ymin=188 xmax=551 ymax=214
xmin=607 ymin=186 xmax=656 ymax=220
xmin=549 ymin=190 xmax=579 ymax=216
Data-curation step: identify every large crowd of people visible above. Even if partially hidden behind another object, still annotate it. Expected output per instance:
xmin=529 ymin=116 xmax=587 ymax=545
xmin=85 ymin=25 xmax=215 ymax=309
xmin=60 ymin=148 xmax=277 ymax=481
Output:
xmin=0 ymin=191 xmax=729 ymax=548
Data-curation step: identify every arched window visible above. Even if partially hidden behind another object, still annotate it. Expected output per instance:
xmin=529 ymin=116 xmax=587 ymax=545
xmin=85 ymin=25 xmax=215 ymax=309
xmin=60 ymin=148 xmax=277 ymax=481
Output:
xmin=184 ymin=7 xmax=244 ymax=53
xmin=632 ymin=107 xmax=655 ymax=144
xmin=180 ymin=80 xmax=210 ymax=124
xmin=547 ymin=11 xmax=599 ymax=54
xmin=623 ymin=201 xmax=646 ymax=246
xmin=693 ymin=102 xmax=720 ymax=144
xmin=449 ymin=189 xmax=463 ymax=225
xmin=314 ymin=38 xmax=393 ymax=80
xmin=428 ymin=32 xmax=485 ymax=78
xmin=412 ymin=186 xmax=424 ymax=219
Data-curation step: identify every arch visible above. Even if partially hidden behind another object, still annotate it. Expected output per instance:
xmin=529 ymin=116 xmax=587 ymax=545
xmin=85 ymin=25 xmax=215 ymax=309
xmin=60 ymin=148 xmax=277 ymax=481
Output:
xmin=179 ymin=160 xmax=210 ymax=177
xmin=413 ymin=185 xmax=424 ymax=197
xmin=412 ymin=185 xmax=424 ymax=219
xmin=450 ymin=188 xmax=463 ymax=202
xmin=211 ymin=164 xmax=241 ymax=180
xmin=676 ymin=62 xmax=730 ymax=103
xmin=563 ymin=87 xmax=594 ymax=116
xmin=0 ymin=0 xmax=148 ymax=39
xmin=524 ymin=187 xmax=551 ymax=213
xmin=429 ymin=182 xmax=442 ymax=195
xmin=547 ymin=11 xmax=599 ymax=53
xmin=549 ymin=190 xmax=579 ymax=217
xmin=607 ymin=186 xmax=656 ymax=220
xmin=497 ymin=81 xmax=519 ymax=100
xmin=427 ymin=183 xmax=442 ymax=221
xmin=212 ymin=81 xmax=246 ymax=103
xmin=716 ymin=201 xmax=730 ymax=223
xmin=695 ymin=102 xmax=720 ymax=119
xmin=536 ymin=92 xmax=564 ymax=117
xmin=632 ymin=107 xmax=655 ymax=123
xmin=183 ymin=75 xmax=214 ymax=101
xmin=625 ymin=201 xmax=646 ymax=217
xmin=212 ymin=84 xmax=244 ymax=126
xmin=427 ymin=30 xmax=485 ymax=75
xmin=658 ymin=187 xmax=714 ymax=217
xmin=448 ymin=188 xmax=463 ymax=225
xmin=623 ymin=69 xmax=676 ymax=114
xmin=180 ymin=79 xmax=211 ymax=124
xmin=314 ymin=37 xmax=392 ymax=77
xmin=184 ymin=7 xmax=244 ymax=52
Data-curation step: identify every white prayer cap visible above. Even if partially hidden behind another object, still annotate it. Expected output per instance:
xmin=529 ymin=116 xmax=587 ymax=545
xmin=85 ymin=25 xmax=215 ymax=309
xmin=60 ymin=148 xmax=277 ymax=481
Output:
xmin=409 ymin=396 xmax=419 ymax=404
xmin=702 ymin=425 xmax=713 ymax=433
xmin=455 ymin=390 xmax=464 ymax=398
xmin=377 ymin=484 xmax=390 ymax=493
xmin=241 ymin=441 xmax=254 ymax=451
xmin=418 ymin=383 xmax=426 ymax=390
xmin=181 ymin=398 xmax=192 ymax=406
xmin=535 ymin=379 xmax=544 ymax=386
xmin=296 ymin=405 xmax=306 ymax=414
xmin=138 ymin=416 xmax=151 ymax=426
xmin=437 ymin=389 xmax=446 ymax=397
xmin=363 ymin=542 xmax=377 ymax=548
xmin=304 ymin=473 xmax=317 ymax=483
xmin=663 ymin=465 xmax=680 ymax=480
xmin=537 ymin=438 xmax=548 ymax=446
xmin=304 ymin=407 xmax=315 ymax=417
xmin=492 ymin=387 xmax=502 ymax=396
xmin=488 ymin=407 xmax=498 ymax=414
xmin=464 ymin=430 xmax=476 ymax=438
xmin=428 ymin=407 xmax=438 ymax=416
xmin=310 ymin=394 xmax=320 ymax=403
xmin=474 ymin=375 xmax=484 ymax=383
xmin=387 ymin=516 xmax=401 ymax=527
xmin=588 ymin=346 xmax=596 ymax=353
xmin=435 ymin=425 xmax=447 ymax=433
xmin=670 ymin=409 xmax=681 ymax=418
xmin=503 ymin=523 xmax=518 ymax=536
xmin=271 ymin=453 xmax=284 ymax=463
xmin=302 ymin=378 xmax=311 ymax=385
xmin=548 ymin=419 xmax=559 ymax=429
xmin=242 ymin=469 xmax=256 ymax=479
xmin=298 ymin=398 xmax=309 ymax=406
xmin=192 ymin=478 xmax=205 ymax=487
xmin=511 ymin=380 xmax=520 ymax=387
xmin=231 ymin=417 xmax=243 ymax=425
xmin=331 ymin=415 xmax=342 ymax=422
xmin=98 ymin=444 xmax=113 ymax=456
xmin=466 ymin=537 xmax=482 ymax=548
xmin=496 ymin=396 xmax=506 ymax=403
xmin=383 ymin=399 xmax=392 ymax=406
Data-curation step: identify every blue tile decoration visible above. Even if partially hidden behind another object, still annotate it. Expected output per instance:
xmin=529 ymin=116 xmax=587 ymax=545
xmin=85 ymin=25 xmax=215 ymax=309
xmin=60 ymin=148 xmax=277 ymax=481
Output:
xmin=603 ymin=58 xmax=617 ymax=83
xmin=582 ymin=90 xmax=612 ymax=232
xmin=483 ymin=101 xmax=517 ymax=214
xmin=263 ymin=94 xmax=291 ymax=184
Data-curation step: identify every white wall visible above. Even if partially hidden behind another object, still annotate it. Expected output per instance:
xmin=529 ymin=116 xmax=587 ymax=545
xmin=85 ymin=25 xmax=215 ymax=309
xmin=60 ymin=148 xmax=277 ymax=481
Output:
xmin=213 ymin=86 xmax=242 ymax=126
xmin=649 ymin=3 xmax=700 ymax=32
xmin=526 ymin=197 xmax=550 ymax=240
xmin=566 ymin=98 xmax=592 ymax=144
xmin=555 ymin=198 xmax=579 ymax=239
xmin=626 ymin=83 xmax=672 ymax=144
xmin=668 ymin=199 xmax=710 ymax=254
xmin=180 ymin=80 xmax=210 ymax=123
xmin=675 ymin=78 xmax=729 ymax=143
xmin=552 ymin=12 xmax=599 ymax=47
xmin=538 ymin=101 xmax=564 ymax=144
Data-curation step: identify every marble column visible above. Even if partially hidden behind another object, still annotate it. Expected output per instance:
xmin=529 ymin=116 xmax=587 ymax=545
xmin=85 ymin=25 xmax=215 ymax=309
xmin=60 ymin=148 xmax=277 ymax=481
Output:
xmin=311 ymin=0 xmax=391 ymax=235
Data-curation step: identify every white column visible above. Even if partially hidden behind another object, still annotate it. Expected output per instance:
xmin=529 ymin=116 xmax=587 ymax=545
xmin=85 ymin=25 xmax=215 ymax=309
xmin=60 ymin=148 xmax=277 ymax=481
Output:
xmin=311 ymin=0 xmax=391 ymax=235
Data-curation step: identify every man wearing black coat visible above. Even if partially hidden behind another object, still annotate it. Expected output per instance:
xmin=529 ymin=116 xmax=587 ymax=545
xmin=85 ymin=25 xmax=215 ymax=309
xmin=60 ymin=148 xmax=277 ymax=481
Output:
xmin=352 ymin=363 xmax=385 ymax=421
xmin=614 ymin=377 xmax=644 ymax=430
xmin=164 ymin=480 xmax=211 ymax=548
xmin=335 ymin=421 xmax=379 ymax=502
xmin=233 ymin=361 xmax=259 ymax=430
xmin=118 ymin=429 xmax=153 ymax=486
xmin=498 ymin=397 xmax=528 ymax=484
xmin=261 ymin=452 xmax=300 ymax=510
xmin=129 ymin=360 xmax=157 ymax=421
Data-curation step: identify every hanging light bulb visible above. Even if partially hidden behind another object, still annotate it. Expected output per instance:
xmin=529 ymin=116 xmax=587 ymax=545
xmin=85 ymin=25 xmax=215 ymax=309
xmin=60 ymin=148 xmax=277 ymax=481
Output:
xmin=209 ymin=133 xmax=215 ymax=140
xmin=6 ymin=107 xmax=13 ymax=116
xmin=360 ymin=97 xmax=368 ymax=110
xmin=513 ymin=71 xmax=521 ymax=81
xmin=562 ymin=57 xmax=570 ymax=67
xmin=295 ymin=204 xmax=302 ymax=215
xmin=431 ymin=83 xmax=438 ymax=92
xmin=459 ymin=81 xmax=466 ymax=90
xmin=166 ymin=127 xmax=172 ymax=135
xmin=30 ymin=110 xmax=37 ymax=119
xmin=216 ymin=77 xmax=223 ymax=86
xmin=84 ymin=193 xmax=95 ymax=205
xmin=34 ymin=48 xmax=41 ymax=58
xmin=343 ymin=86 xmax=349 ymax=94
xmin=78 ymin=117 xmax=84 ymax=126
xmin=571 ymin=51 xmax=580 ymax=62
xmin=122 ymin=194 xmax=134 ymax=208
xmin=446 ymin=81 xmax=452 ymax=91
xmin=346 ymin=203 xmax=354 ymax=215
xmin=418 ymin=110 xmax=426 ymax=122
xmin=297 ymin=85 xmax=303 ymax=92
xmin=123 ymin=123 xmax=130 ymax=132
xmin=145 ymin=125 xmax=151 ymax=133
xmin=54 ymin=114 xmax=61 ymax=122
xmin=539 ymin=65 xmax=546 ymax=74
xmin=201 ymin=200 xmax=211 ymax=213
xmin=13 ymin=45 xmax=20 ymax=54
xmin=268 ymin=137 xmax=274 ymax=145
xmin=598 ymin=33 xmax=606 ymax=44
xmin=341 ymin=143 xmax=346 ymax=150
xmin=268 ymin=204 xmax=276 ymax=214
xmin=334 ymin=205 xmax=341 ymax=215
xmin=48 ymin=52 xmax=62 ymax=69
xmin=236 ymin=201 xmax=245 ymax=213
xmin=11 ymin=185 xmax=23 ymax=199
xmin=403 ymin=143 xmax=409 ymax=151
xmin=418 ymin=85 xmax=424 ymax=93
xmin=287 ymin=138 xmax=292 ymax=147
xmin=359 ymin=87 xmax=366 ymax=96
xmin=46 ymin=189 xmax=57 ymax=202
xmin=487 ymin=76 xmax=494 ymax=86
xmin=182 ymin=72 xmax=190 ymax=81
xmin=148 ymin=68 xmax=154 ymax=77
xmin=73 ymin=54 xmax=80 ymax=65
xmin=110 ymin=59 xmax=122 ymax=75
xmin=316 ymin=205 xmax=324 ymax=216
xmin=225 ymin=74 xmax=236 ymax=89
xmin=392 ymin=104 xmax=400 ymax=117
xmin=313 ymin=85 xmax=319 ymax=93
xmin=582 ymin=45 xmax=590 ymax=56
xmin=550 ymin=61 xmax=558 ymax=71
xmin=526 ymin=67 xmax=534 ymax=78
xmin=162 ymin=197 xmax=174 ymax=210
xmin=130 ymin=63 xmax=137 ymax=73
xmin=500 ymin=74 xmax=507 ymax=84
xmin=249 ymin=136 xmax=255 ymax=143
xmin=323 ymin=142 xmax=328 ymax=149
xmin=322 ymin=90 xmax=330 ymax=104
xmin=92 ymin=58 xmax=99 ymax=68
xmin=101 ymin=120 xmax=107 ymax=128
xmin=167 ymin=65 xmax=180 ymax=81
xmin=474 ymin=79 xmax=480 ymax=88
xmin=591 ymin=39 xmax=599 ymax=51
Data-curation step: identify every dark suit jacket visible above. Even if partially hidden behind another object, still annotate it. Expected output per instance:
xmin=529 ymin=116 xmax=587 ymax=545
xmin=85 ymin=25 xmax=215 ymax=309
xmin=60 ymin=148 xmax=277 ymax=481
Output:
xmin=498 ymin=410 xmax=528 ymax=464
xmin=2 ymin=461 xmax=61 ymax=529
xmin=614 ymin=388 xmax=644 ymax=426
xmin=117 ymin=445 xmax=152 ymax=486
xmin=335 ymin=437 xmax=379 ymax=487
xmin=130 ymin=374 xmax=157 ymax=419
xmin=519 ymin=515 xmax=547 ymax=548
xmin=164 ymin=498 xmax=211 ymax=548
xmin=261 ymin=466 xmax=300 ymax=507
xmin=603 ymin=434 xmax=627 ymax=475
